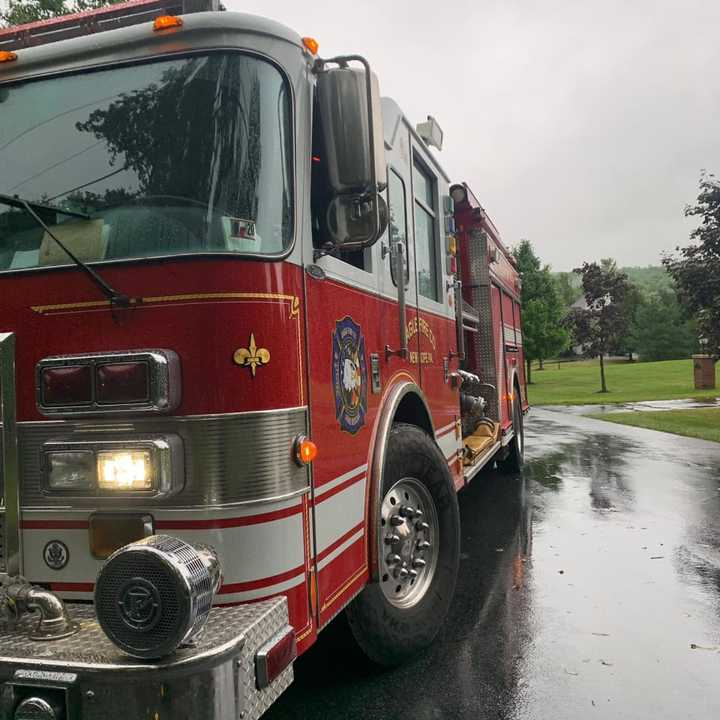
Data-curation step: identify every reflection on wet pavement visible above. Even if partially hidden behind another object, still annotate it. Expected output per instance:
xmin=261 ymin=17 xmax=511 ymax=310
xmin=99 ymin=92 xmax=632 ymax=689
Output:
xmin=546 ymin=396 xmax=720 ymax=416
xmin=265 ymin=409 xmax=720 ymax=720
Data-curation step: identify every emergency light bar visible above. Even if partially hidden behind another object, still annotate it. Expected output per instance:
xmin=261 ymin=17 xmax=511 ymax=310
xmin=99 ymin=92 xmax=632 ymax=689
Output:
xmin=0 ymin=0 xmax=221 ymax=52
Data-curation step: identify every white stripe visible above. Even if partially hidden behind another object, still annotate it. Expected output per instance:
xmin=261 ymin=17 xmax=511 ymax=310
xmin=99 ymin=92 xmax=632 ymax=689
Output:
xmin=217 ymin=576 xmax=306 ymax=603
xmin=22 ymin=515 xmax=306 ymax=589
xmin=317 ymin=529 xmax=365 ymax=571
xmin=437 ymin=431 xmax=460 ymax=459
xmin=435 ymin=420 xmax=456 ymax=437
xmin=314 ymin=477 xmax=366 ymax=554
xmin=316 ymin=463 xmax=368 ymax=495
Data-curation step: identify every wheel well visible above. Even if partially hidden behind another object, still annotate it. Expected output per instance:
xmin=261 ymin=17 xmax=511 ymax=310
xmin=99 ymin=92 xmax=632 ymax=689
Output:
xmin=393 ymin=392 xmax=434 ymax=436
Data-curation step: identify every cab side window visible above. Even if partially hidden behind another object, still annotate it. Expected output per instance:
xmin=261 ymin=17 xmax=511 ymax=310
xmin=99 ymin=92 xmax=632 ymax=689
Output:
xmin=413 ymin=159 xmax=438 ymax=301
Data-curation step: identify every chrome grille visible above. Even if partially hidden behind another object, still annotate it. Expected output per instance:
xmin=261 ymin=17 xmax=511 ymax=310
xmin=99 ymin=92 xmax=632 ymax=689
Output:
xmin=17 ymin=406 xmax=309 ymax=508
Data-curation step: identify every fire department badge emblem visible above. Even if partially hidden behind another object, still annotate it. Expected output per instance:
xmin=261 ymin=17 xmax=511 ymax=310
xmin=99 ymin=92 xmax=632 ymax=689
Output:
xmin=332 ymin=316 xmax=368 ymax=435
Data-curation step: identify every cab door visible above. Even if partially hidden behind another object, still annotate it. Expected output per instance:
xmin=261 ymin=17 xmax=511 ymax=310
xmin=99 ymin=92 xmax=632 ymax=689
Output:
xmin=304 ymin=240 xmax=378 ymax=626
xmin=407 ymin=144 xmax=462 ymax=482
xmin=378 ymin=163 xmax=421 ymax=374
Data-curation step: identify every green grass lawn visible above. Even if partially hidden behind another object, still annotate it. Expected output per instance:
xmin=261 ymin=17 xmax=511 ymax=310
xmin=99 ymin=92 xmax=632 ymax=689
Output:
xmin=587 ymin=408 xmax=720 ymax=443
xmin=527 ymin=358 xmax=720 ymax=406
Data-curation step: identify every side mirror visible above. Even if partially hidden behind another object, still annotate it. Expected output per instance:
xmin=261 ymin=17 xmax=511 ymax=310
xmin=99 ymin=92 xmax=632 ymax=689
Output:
xmin=316 ymin=56 xmax=388 ymax=251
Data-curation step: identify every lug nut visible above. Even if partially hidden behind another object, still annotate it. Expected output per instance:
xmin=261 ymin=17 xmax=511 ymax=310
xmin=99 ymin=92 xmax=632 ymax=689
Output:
xmin=384 ymin=533 xmax=400 ymax=545
xmin=386 ymin=553 xmax=401 ymax=565
xmin=415 ymin=521 xmax=429 ymax=532
xmin=416 ymin=540 xmax=431 ymax=551
xmin=412 ymin=558 xmax=427 ymax=569
xmin=414 ymin=509 xmax=424 ymax=519
xmin=390 ymin=515 xmax=405 ymax=527
xmin=409 ymin=569 xmax=418 ymax=579
xmin=399 ymin=505 xmax=416 ymax=518
xmin=398 ymin=566 xmax=409 ymax=579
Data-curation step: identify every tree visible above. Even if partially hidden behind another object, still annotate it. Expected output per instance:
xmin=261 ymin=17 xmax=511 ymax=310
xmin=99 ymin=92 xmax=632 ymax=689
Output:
xmin=1 ymin=0 xmax=122 ymax=26
xmin=631 ymin=288 xmax=696 ymax=361
xmin=553 ymin=271 xmax=581 ymax=308
xmin=663 ymin=171 xmax=720 ymax=360
xmin=512 ymin=240 xmax=569 ymax=384
xmin=568 ymin=261 xmax=633 ymax=393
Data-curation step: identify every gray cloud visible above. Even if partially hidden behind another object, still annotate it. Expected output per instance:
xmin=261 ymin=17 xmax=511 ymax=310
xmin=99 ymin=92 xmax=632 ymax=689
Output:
xmin=228 ymin=0 xmax=719 ymax=269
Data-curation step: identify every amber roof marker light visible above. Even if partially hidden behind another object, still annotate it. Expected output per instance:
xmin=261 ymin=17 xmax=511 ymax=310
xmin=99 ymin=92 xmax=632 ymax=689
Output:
xmin=302 ymin=37 xmax=319 ymax=55
xmin=153 ymin=15 xmax=183 ymax=32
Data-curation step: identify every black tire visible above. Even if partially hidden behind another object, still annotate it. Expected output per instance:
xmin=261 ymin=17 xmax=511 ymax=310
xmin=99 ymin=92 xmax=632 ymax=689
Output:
xmin=498 ymin=389 xmax=524 ymax=474
xmin=345 ymin=422 xmax=460 ymax=667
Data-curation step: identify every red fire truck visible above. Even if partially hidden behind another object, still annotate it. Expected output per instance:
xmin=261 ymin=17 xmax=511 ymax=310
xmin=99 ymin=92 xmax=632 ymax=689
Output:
xmin=0 ymin=1 xmax=527 ymax=717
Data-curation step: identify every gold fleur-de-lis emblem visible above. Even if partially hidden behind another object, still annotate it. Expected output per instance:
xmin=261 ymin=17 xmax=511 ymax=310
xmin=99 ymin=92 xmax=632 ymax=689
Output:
xmin=233 ymin=334 xmax=270 ymax=377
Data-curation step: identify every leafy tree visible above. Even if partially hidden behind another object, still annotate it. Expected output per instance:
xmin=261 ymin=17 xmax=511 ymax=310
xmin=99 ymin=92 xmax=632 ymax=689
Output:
xmin=1 ymin=0 xmax=122 ymax=26
xmin=512 ymin=240 xmax=569 ymax=383
xmin=631 ymin=288 xmax=696 ymax=361
xmin=664 ymin=171 xmax=720 ymax=360
xmin=567 ymin=261 xmax=633 ymax=393
xmin=553 ymin=271 xmax=581 ymax=308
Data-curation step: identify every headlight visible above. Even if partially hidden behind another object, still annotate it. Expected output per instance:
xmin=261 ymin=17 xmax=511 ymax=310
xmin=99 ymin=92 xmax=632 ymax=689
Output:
xmin=43 ymin=437 xmax=182 ymax=497
xmin=48 ymin=451 xmax=95 ymax=489
xmin=97 ymin=450 xmax=153 ymax=491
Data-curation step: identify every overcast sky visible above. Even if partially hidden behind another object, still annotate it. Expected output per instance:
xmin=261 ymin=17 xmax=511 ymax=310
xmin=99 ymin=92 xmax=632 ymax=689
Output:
xmin=229 ymin=0 xmax=719 ymax=271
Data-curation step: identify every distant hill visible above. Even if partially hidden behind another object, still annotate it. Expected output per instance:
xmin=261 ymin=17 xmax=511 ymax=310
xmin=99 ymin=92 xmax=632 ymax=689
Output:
xmin=621 ymin=265 xmax=673 ymax=294
xmin=553 ymin=265 xmax=672 ymax=306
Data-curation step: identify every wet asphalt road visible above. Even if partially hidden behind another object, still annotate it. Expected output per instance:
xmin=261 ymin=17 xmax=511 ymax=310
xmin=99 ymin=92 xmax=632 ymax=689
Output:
xmin=265 ymin=408 xmax=720 ymax=719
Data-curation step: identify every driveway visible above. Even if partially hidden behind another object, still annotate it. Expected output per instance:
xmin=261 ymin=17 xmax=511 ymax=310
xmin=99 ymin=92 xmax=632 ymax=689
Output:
xmin=265 ymin=408 xmax=720 ymax=719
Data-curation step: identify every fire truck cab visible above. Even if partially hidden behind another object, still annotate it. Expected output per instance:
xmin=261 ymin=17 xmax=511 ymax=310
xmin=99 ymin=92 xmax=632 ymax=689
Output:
xmin=0 ymin=2 xmax=527 ymax=718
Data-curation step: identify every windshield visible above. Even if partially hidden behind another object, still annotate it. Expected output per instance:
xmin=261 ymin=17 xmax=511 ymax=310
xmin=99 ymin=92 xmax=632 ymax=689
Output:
xmin=0 ymin=52 xmax=293 ymax=271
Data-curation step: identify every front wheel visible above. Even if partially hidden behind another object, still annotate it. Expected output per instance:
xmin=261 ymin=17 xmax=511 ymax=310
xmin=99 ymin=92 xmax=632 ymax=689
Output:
xmin=345 ymin=422 xmax=460 ymax=667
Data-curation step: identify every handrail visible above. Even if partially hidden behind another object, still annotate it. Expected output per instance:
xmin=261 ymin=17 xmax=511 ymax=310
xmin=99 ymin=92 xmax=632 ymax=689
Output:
xmin=0 ymin=333 xmax=21 ymax=575
xmin=385 ymin=241 xmax=408 ymax=360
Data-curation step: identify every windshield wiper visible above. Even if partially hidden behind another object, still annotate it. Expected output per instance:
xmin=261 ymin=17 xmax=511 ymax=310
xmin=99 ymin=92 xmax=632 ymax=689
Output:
xmin=0 ymin=192 xmax=133 ymax=308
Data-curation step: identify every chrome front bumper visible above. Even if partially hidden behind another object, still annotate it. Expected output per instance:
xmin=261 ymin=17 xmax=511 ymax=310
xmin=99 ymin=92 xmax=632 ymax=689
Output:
xmin=0 ymin=597 xmax=293 ymax=720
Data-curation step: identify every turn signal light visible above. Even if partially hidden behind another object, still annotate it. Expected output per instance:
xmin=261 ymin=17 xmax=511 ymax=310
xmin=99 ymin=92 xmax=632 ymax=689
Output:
xmin=153 ymin=15 xmax=183 ymax=31
xmin=293 ymin=435 xmax=317 ymax=465
xmin=42 ymin=365 xmax=92 ymax=406
xmin=96 ymin=361 xmax=149 ymax=404
xmin=302 ymin=37 xmax=319 ymax=55
xmin=0 ymin=51 xmax=17 ymax=63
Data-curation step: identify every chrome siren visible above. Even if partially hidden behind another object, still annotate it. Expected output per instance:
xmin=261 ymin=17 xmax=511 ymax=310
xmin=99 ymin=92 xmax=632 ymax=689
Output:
xmin=94 ymin=535 xmax=221 ymax=659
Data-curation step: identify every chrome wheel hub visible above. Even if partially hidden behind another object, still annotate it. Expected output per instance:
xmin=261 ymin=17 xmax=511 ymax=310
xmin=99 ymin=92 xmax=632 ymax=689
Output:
xmin=379 ymin=477 xmax=438 ymax=608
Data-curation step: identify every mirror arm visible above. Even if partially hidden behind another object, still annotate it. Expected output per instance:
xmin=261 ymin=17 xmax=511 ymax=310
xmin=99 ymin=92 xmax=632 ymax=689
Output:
xmin=385 ymin=241 xmax=409 ymax=360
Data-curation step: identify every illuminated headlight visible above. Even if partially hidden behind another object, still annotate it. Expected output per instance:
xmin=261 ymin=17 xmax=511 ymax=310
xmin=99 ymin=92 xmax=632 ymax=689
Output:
xmin=97 ymin=450 xmax=153 ymax=491
xmin=43 ymin=437 xmax=182 ymax=497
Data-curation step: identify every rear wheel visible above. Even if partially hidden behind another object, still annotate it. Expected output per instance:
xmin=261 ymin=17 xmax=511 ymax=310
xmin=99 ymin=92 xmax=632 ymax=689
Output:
xmin=498 ymin=389 xmax=524 ymax=474
xmin=345 ymin=422 xmax=460 ymax=667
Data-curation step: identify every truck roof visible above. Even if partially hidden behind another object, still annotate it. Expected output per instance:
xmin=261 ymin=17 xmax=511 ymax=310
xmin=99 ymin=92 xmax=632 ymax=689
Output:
xmin=0 ymin=3 xmax=302 ymax=59
xmin=0 ymin=9 xmax=303 ymax=84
